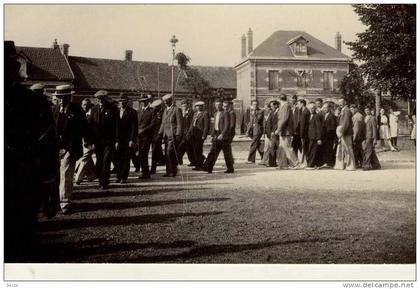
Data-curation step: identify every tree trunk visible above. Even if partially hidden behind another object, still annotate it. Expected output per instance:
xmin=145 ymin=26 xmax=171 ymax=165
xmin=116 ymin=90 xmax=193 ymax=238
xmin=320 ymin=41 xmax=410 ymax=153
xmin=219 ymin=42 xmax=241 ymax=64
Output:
xmin=375 ymin=90 xmax=381 ymax=116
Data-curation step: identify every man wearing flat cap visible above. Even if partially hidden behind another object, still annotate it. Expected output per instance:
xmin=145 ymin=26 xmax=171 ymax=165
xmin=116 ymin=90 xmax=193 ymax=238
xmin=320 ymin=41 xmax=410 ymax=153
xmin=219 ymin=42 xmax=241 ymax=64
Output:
xmin=158 ymin=94 xmax=182 ymax=177
xmin=51 ymin=84 xmax=89 ymax=213
xmin=137 ymin=94 xmax=154 ymax=179
xmin=188 ymin=100 xmax=209 ymax=170
xmin=90 ymin=90 xmax=119 ymax=189
xmin=178 ymin=99 xmax=196 ymax=167
xmin=115 ymin=94 xmax=138 ymax=183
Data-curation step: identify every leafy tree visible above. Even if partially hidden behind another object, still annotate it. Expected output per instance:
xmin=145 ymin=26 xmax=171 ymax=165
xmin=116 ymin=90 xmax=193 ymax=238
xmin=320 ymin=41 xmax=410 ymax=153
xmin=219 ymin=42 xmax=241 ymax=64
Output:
xmin=346 ymin=4 xmax=416 ymax=100
xmin=340 ymin=61 xmax=375 ymax=107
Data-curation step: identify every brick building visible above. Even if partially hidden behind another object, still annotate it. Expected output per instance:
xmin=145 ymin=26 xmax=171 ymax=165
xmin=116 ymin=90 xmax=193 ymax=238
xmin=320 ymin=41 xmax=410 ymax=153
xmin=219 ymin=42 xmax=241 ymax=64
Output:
xmin=235 ymin=29 xmax=351 ymax=108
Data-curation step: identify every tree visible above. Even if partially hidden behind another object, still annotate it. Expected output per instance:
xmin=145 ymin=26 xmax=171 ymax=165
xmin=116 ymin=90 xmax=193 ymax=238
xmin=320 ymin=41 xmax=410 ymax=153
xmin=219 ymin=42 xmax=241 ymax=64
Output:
xmin=340 ymin=61 xmax=375 ymax=107
xmin=346 ymin=4 xmax=416 ymax=100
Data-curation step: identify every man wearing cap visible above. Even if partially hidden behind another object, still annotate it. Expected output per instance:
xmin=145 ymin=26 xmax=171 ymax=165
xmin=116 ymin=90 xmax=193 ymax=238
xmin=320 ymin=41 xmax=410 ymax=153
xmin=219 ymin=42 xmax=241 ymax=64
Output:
xmin=90 ymin=90 xmax=119 ymax=188
xmin=137 ymin=94 xmax=154 ymax=179
xmin=188 ymin=100 xmax=209 ymax=170
xmin=158 ymin=94 xmax=182 ymax=177
xmin=178 ymin=99 xmax=196 ymax=167
xmin=115 ymin=94 xmax=138 ymax=183
xmin=351 ymin=104 xmax=366 ymax=169
xmin=150 ymin=98 xmax=166 ymax=174
xmin=246 ymin=99 xmax=264 ymax=164
xmin=51 ymin=84 xmax=89 ymax=212
xmin=204 ymin=99 xmax=234 ymax=174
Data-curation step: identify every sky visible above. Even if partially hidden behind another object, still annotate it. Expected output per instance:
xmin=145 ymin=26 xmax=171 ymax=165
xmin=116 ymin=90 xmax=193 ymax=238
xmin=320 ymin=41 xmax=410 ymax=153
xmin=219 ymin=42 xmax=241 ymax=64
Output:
xmin=5 ymin=5 xmax=366 ymax=66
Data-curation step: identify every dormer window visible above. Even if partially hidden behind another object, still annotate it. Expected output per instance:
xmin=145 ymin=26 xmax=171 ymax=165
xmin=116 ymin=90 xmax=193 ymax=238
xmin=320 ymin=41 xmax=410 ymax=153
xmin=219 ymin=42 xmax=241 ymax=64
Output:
xmin=287 ymin=35 xmax=309 ymax=58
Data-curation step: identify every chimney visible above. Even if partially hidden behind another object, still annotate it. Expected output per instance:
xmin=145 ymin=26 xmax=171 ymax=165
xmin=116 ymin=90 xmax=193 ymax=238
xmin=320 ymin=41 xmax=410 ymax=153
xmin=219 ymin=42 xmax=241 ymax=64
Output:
xmin=335 ymin=32 xmax=342 ymax=52
xmin=241 ymin=34 xmax=246 ymax=58
xmin=60 ymin=43 xmax=70 ymax=58
xmin=247 ymin=28 xmax=253 ymax=54
xmin=52 ymin=39 xmax=59 ymax=49
xmin=125 ymin=50 xmax=133 ymax=61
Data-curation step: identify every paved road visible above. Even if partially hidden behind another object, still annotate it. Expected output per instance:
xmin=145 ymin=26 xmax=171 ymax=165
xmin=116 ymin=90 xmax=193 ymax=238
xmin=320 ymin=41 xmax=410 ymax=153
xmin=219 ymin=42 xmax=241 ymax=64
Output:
xmin=31 ymin=152 xmax=415 ymax=264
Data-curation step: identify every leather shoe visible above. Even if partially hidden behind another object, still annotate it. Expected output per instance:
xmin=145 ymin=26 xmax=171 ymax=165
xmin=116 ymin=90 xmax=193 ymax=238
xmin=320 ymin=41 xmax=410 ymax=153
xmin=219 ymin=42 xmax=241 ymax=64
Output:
xmin=224 ymin=170 xmax=234 ymax=174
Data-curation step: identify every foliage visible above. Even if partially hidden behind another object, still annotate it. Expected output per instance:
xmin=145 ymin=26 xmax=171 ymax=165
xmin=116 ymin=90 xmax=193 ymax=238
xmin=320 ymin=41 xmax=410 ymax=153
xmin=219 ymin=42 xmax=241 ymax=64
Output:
xmin=340 ymin=62 xmax=375 ymax=107
xmin=346 ymin=4 xmax=416 ymax=100
xmin=175 ymin=52 xmax=190 ymax=70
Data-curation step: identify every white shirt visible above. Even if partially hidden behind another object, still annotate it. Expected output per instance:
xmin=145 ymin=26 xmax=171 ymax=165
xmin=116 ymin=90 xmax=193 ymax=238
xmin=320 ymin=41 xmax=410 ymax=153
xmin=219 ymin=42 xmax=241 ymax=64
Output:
xmin=215 ymin=111 xmax=221 ymax=130
xmin=120 ymin=107 xmax=126 ymax=118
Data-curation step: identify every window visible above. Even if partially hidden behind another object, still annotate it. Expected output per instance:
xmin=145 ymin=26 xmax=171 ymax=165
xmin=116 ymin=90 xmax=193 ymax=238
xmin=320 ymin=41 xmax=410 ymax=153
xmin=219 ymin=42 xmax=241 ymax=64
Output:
xmin=323 ymin=71 xmax=334 ymax=91
xmin=297 ymin=70 xmax=306 ymax=88
xmin=295 ymin=43 xmax=307 ymax=56
xmin=268 ymin=70 xmax=279 ymax=91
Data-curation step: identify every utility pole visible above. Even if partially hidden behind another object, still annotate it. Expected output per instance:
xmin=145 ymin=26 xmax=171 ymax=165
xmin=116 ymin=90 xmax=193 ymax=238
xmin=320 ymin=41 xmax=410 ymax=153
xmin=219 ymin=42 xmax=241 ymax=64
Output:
xmin=170 ymin=35 xmax=178 ymax=96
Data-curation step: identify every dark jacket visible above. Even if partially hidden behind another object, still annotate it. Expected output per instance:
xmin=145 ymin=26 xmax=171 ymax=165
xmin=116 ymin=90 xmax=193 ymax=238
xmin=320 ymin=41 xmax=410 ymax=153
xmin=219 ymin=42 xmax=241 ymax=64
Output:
xmin=339 ymin=106 xmax=353 ymax=137
xmin=263 ymin=110 xmax=273 ymax=136
xmin=53 ymin=102 xmax=88 ymax=160
xmin=151 ymin=106 xmax=164 ymax=141
xmin=159 ymin=105 xmax=182 ymax=138
xmin=365 ymin=115 xmax=378 ymax=140
xmin=322 ymin=112 xmax=337 ymax=140
xmin=308 ymin=113 xmax=322 ymax=141
xmin=188 ymin=111 xmax=210 ymax=140
xmin=137 ymin=106 xmax=154 ymax=141
xmin=211 ymin=110 xmax=231 ymax=140
xmin=299 ymin=107 xmax=311 ymax=139
xmin=276 ymin=102 xmax=294 ymax=136
xmin=118 ymin=106 xmax=138 ymax=144
xmin=180 ymin=109 xmax=194 ymax=140
xmin=246 ymin=108 xmax=264 ymax=137
xmin=292 ymin=105 xmax=301 ymax=135
xmin=229 ymin=109 xmax=236 ymax=140
xmin=90 ymin=103 xmax=119 ymax=145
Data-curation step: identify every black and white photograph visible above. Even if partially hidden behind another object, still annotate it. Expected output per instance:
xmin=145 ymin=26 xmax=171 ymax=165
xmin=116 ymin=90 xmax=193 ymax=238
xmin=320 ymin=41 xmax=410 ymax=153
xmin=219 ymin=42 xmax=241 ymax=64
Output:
xmin=2 ymin=2 xmax=417 ymax=285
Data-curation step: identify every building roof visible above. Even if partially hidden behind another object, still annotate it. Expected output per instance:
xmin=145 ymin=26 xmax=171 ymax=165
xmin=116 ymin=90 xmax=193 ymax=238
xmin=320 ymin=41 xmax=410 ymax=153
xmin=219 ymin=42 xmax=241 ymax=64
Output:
xmin=68 ymin=56 xmax=236 ymax=93
xmin=16 ymin=46 xmax=74 ymax=81
xmin=248 ymin=30 xmax=350 ymax=60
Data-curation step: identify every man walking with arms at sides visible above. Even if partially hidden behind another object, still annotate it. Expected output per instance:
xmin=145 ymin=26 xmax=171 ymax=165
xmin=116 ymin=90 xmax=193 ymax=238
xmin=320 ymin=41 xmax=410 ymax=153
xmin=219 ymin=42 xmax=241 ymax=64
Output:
xmin=150 ymin=99 xmax=166 ymax=174
xmin=268 ymin=99 xmax=280 ymax=167
xmin=75 ymin=98 xmax=97 ymax=185
xmin=90 ymin=90 xmax=119 ymax=189
xmin=275 ymin=94 xmax=298 ymax=169
xmin=158 ymin=94 xmax=182 ymax=177
xmin=260 ymin=101 xmax=272 ymax=166
xmin=298 ymin=99 xmax=310 ymax=168
xmin=178 ymin=99 xmax=196 ymax=167
xmin=291 ymin=95 xmax=302 ymax=158
xmin=52 ymin=85 xmax=89 ymax=213
xmin=363 ymin=107 xmax=381 ymax=170
xmin=223 ymin=100 xmax=236 ymax=169
xmin=246 ymin=99 xmax=264 ymax=164
xmin=320 ymin=102 xmax=337 ymax=169
xmin=115 ymin=94 xmax=138 ymax=184
xmin=334 ymin=98 xmax=356 ymax=171
xmin=305 ymin=102 xmax=323 ymax=170
xmin=351 ymin=104 xmax=366 ymax=169
xmin=203 ymin=99 xmax=234 ymax=174
xmin=188 ymin=101 xmax=209 ymax=171
xmin=137 ymin=95 xmax=154 ymax=180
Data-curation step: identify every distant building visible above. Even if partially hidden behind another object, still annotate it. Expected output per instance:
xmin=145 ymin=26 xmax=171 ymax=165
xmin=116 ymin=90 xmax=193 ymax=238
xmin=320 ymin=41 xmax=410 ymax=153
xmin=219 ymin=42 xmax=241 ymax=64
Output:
xmin=235 ymin=29 xmax=351 ymax=108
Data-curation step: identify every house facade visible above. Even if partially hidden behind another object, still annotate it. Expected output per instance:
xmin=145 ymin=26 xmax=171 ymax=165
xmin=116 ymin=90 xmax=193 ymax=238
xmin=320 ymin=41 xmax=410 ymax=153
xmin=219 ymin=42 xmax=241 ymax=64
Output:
xmin=235 ymin=29 xmax=351 ymax=108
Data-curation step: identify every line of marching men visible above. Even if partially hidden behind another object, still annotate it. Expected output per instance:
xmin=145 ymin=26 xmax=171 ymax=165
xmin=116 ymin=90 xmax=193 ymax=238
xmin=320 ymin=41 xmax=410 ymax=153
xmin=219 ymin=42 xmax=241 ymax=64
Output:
xmin=244 ymin=94 xmax=381 ymax=172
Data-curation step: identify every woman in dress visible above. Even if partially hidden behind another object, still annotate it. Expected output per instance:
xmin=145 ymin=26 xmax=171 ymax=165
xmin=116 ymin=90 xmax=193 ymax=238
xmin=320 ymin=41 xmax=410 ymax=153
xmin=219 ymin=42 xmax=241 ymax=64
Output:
xmin=378 ymin=108 xmax=397 ymax=151
xmin=388 ymin=107 xmax=400 ymax=150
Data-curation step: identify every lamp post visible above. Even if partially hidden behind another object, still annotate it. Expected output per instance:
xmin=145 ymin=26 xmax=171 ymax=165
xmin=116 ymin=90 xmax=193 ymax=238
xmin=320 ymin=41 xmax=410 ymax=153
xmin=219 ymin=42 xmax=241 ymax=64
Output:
xmin=170 ymin=35 xmax=178 ymax=96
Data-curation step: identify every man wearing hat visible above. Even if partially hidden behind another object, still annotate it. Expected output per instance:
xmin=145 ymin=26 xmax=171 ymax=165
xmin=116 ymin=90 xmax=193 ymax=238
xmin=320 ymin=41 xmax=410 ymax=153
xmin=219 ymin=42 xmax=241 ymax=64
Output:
xmin=188 ymin=100 xmax=209 ymax=170
xmin=137 ymin=94 xmax=154 ymax=179
xmin=158 ymin=94 xmax=183 ymax=177
xmin=150 ymin=98 xmax=166 ymax=174
xmin=90 ymin=90 xmax=119 ymax=189
xmin=178 ymin=99 xmax=196 ymax=167
xmin=51 ymin=84 xmax=89 ymax=212
xmin=29 ymin=83 xmax=45 ymax=94
xmin=115 ymin=94 xmax=138 ymax=183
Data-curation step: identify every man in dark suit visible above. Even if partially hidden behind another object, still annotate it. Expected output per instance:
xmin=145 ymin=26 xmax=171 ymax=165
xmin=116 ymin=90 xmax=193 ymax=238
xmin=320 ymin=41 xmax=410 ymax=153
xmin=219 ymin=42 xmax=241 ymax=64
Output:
xmin=115 ymin=94 xmax=138 ymax=183
xmin=188 ymin=101 xmax=209 ymax=170
xmin=52 ymin=85 xmax=89 ymax=212
xmin=137 ymin=95 xmax=154 ymax=179
xmin=351 ymin=104 xmax=366 ymax=169
xmin=363 ymin=107 xmax=381 ymax=170
xmin=158 ymin=94 xmax=182 ymax=177
xmin=290 ymin=95 xmax=302 ymax=156
xmin=334 ymin=98 xmax=356 ymax=171
xmin=306 ymin=103 xmax=323 ymax=169
xmin=320 ymin=102 xmax=337 ymax=168
xmin=204 ymin=99 xmax=234 ymax=174
xmin=223 ymin=100 xmax=236 ymax=167
xmin=267 ymin=99 xmax=280 ymax=167
xmin=246 ymin=99 xmax=264 ymax=164
xmin=90 ymin=90 xmax=119 ymax=189
xmin=298 ymin=99 xmax=310 ymax=168
xmin=275 ymin=94 xmax=298 ymax=169
xmin=150 ymin=99 xmax=166 ymax=174
xmin=178 ymin=99 xmax=195 ymax=166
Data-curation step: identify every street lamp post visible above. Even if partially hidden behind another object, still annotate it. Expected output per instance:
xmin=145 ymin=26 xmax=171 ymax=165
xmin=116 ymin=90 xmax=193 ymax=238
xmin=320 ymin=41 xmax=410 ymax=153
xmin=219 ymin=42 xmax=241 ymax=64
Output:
xmin=170 ymin=35 xmax=178 ymax=96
